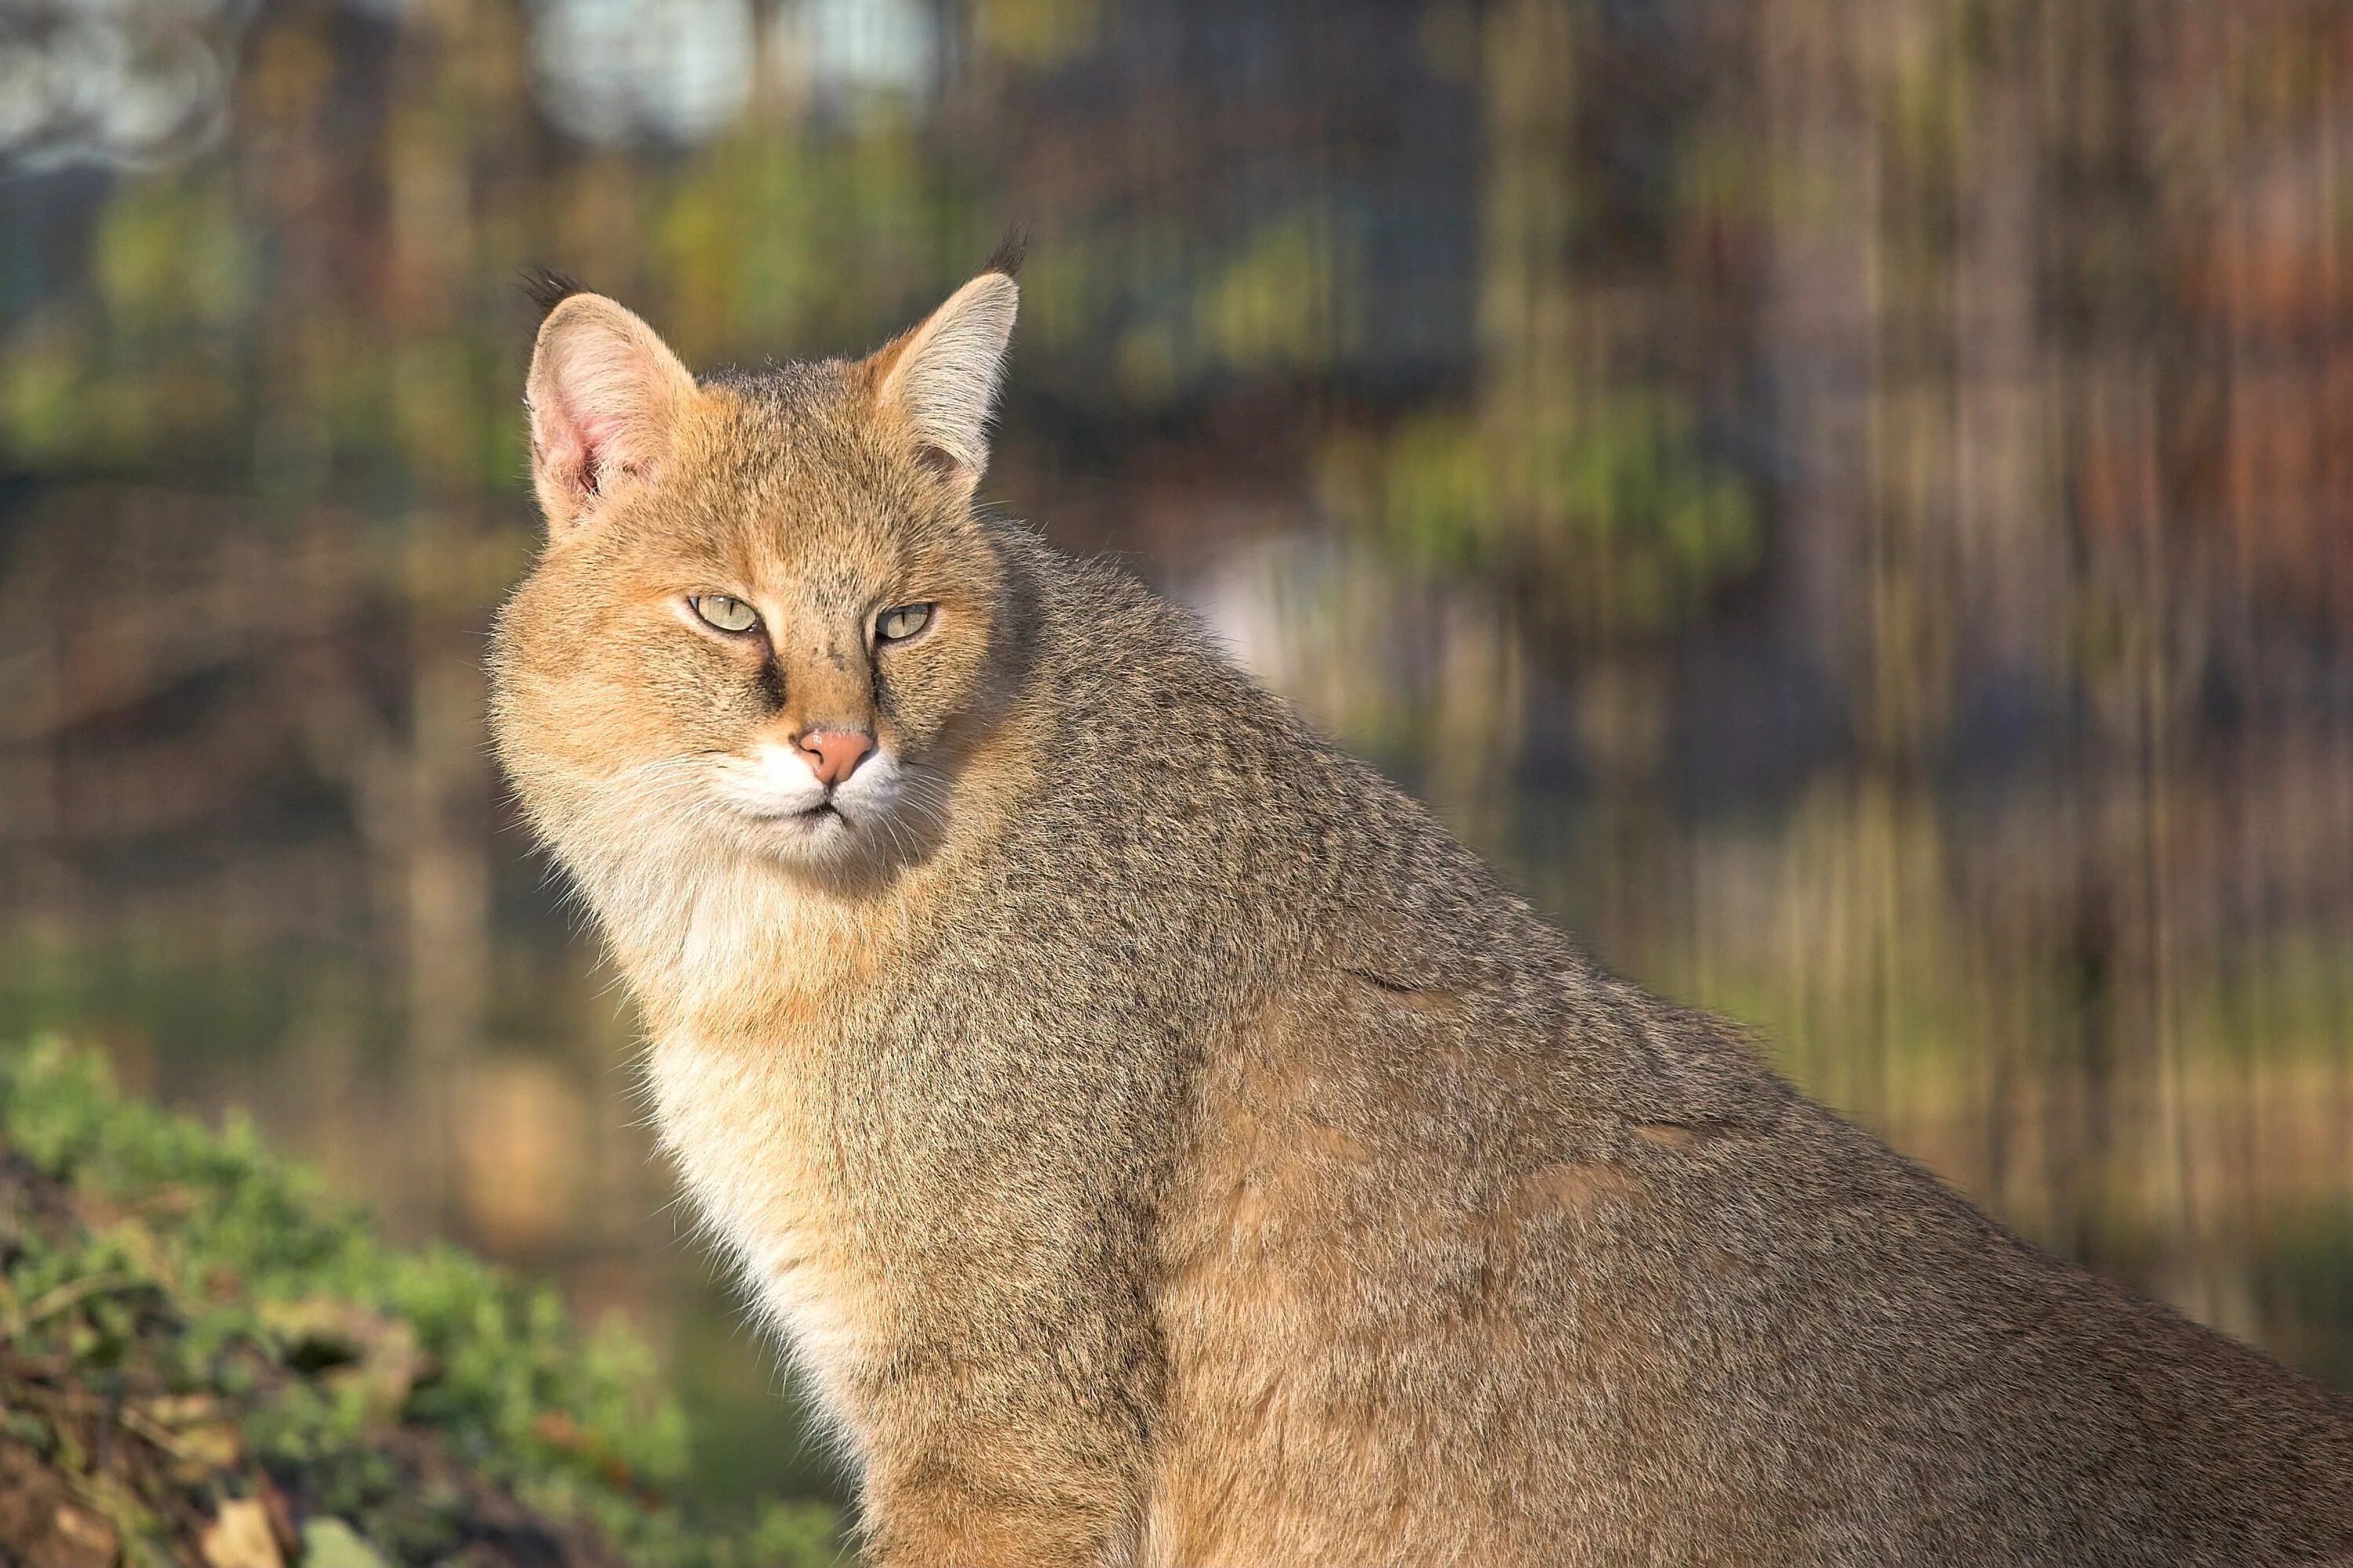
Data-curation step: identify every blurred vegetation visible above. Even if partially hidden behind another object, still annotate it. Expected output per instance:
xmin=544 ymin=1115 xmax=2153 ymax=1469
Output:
xmin=0 ymin=1040 xmax=836 ymax=1568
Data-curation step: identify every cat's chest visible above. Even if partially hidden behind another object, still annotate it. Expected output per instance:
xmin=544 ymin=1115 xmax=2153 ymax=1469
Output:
xmin=648 ymin=1030 xmax=882 ymax=1424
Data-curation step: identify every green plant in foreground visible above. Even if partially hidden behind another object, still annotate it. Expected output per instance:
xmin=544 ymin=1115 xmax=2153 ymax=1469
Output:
xmin=0 ymin=1038 xmax=838 ymax=1568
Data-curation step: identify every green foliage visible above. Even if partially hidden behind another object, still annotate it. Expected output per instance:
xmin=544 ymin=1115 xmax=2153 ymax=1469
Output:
xmin=1320 ymin=394 xmax=1758 ymax=638
xmin=0 ymin=1039 xmax=840 ymax=1568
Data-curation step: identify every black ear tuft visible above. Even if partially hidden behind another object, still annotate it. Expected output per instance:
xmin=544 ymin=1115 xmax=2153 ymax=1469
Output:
xmin=981 ymin=227 xmax=1028 ymax=281
xmin=520 ymin=265 xmax=588 ymax=318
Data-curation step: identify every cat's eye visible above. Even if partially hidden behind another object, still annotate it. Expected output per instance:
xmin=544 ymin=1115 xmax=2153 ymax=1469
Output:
xmin=875 ymin=603 xmax=933 ymax=643
xmin=691 ymin=595 xmax=759 ymax=634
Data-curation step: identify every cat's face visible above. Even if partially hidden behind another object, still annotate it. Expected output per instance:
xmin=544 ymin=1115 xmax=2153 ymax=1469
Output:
xmin=490 ymin=269 xmax=1020 ymax=883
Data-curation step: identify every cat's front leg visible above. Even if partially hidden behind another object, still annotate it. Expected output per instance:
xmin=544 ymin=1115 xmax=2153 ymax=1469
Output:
xmin=857 ymin=1472 xmax=1131 ymax=1568
xmin=849 ymin=1314 xmax=1155 ymax=1568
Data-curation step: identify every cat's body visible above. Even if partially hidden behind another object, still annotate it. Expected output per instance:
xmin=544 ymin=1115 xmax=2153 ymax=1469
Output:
xmin=490 ymin=261 xmax=2353 ymax=1567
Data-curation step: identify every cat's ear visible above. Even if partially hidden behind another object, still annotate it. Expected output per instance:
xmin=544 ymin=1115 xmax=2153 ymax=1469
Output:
xmin=525 ymin=293 xmax=696 ymax=535
xmin=870 ymin=254 xmax=1020 ymax=493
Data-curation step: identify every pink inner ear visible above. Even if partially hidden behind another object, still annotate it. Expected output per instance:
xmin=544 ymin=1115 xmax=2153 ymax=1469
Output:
xmin=537 ymin=387 xmax=630 ymax=501
xmin=529 ymin=301 xmax=690 ymax=528
xmin=534 ymin=419 xmax=593 ymax=500
xmin=572 ymin=401 xmax=631 ymax=493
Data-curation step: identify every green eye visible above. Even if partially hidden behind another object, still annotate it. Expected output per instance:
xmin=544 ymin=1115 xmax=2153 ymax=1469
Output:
xmin=876 ymin=603 xmax=933 ymax=643
xmin=692 ymin=595 xmax=758 ymax=634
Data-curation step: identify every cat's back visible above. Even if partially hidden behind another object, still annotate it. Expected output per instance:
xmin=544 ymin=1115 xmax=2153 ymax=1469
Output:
xmin=926 ymin=533 xmax=2353 ymax=1566
xmin=1148 ymin=942 xmax=2353 ymax=1566
xmin=1147 ymin=941 xmax=2353 ymax=1564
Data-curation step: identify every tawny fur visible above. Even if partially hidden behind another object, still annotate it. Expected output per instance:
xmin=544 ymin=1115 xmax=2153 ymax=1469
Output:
xmin=488 ymin=267 xmax=2353 ymax=1568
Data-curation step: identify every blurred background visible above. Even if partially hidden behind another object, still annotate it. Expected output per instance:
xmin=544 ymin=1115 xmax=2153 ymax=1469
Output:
xmin=2 ymin=0 xmax=2349 ymax=1523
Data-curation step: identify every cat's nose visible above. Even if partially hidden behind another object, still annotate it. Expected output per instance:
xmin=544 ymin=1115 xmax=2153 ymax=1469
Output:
xmin=797 ymin=729 xmax=873 ymax=788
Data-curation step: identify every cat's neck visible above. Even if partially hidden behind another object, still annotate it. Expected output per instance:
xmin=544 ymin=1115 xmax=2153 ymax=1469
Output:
xmin=564 ymin=824 xmax=904 ymax=1042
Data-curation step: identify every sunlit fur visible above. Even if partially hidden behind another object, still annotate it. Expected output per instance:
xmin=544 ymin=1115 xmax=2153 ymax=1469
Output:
xmin=490 ymin=273 xmax=2353 ymax=1568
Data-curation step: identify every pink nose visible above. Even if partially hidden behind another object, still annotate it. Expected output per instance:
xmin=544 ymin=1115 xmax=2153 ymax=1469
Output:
xmin=798 ymin=729 xmax=873 ymax=788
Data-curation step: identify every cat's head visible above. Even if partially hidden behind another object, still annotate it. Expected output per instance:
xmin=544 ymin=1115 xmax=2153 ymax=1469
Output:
xmin=489 ymin=253 xmax=1024 ymax=886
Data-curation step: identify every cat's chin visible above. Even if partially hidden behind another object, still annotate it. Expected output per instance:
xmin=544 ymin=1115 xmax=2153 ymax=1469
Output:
xmin=710 ymin=798 xmax=906 ymax=876
xmin=726 ymin=800 xmax=849 ymax=847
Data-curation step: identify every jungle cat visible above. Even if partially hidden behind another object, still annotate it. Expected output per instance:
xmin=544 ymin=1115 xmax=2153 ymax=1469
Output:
xmin=487 ymin=251 xmax=2353 ymax=1568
